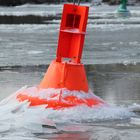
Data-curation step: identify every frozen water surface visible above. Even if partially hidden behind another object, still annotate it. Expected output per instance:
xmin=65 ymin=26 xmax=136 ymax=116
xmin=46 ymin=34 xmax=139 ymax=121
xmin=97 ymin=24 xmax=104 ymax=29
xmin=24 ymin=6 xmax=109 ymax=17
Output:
xmin=0 ymin=4 xmax=140 ymax=65
xmin=0 ymin=23 xmax=140 ymax=65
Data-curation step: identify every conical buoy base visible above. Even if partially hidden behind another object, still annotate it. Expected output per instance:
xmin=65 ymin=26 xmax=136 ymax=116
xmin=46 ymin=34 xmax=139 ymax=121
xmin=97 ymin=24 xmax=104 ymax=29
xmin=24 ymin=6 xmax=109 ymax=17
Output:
xmin=16 ymin=60 xmax=106 ymax=109
xmin=39 ymin=60 xmax=88 ymax=92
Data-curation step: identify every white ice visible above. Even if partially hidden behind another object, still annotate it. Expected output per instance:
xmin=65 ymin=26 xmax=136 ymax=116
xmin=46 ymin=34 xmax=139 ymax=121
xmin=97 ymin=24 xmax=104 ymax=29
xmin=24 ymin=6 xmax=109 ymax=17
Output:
xmin=0 ymin=86 xmax=138 ymax=139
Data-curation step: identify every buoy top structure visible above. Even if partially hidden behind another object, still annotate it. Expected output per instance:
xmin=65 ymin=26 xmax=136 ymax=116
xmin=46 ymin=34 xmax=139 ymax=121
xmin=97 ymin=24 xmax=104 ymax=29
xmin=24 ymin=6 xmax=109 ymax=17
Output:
xmin=56 ymin=3 xmax=88 ymax=63
xmin=17 ymin=2 xmax=105 ymax=109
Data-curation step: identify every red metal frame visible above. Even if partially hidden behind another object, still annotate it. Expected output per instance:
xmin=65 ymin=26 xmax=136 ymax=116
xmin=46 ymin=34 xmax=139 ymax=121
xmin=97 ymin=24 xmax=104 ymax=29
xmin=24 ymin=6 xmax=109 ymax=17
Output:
xmin=56 ymin=4 xmax=89 ymax=63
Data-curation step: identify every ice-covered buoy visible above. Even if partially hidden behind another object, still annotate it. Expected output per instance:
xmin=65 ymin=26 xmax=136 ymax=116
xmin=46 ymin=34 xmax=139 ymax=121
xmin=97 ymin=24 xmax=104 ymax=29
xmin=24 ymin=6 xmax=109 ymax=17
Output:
xmin=17 ymin=3 xmax=106 ymax=109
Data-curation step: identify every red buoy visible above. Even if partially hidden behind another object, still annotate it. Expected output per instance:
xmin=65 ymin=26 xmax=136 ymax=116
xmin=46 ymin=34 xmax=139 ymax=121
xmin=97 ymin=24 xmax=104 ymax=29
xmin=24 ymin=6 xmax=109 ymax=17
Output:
xmin=17 ymin=3 xmax=106 ymax=109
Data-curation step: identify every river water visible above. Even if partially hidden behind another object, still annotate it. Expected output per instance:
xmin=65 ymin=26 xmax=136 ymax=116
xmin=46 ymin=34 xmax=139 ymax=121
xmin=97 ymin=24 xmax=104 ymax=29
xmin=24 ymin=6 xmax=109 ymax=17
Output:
xmin=0 ymin=3 xmax=140 ymax=140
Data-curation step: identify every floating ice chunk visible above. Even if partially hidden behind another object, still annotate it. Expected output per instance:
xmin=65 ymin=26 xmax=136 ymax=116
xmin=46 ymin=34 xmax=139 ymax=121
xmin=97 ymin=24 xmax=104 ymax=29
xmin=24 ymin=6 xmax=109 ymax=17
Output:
xmin=0 ymin=86 xmax=27 ymax=105
xmin=27 ymin=51 xmax=43 ymax=55
xmin=57 ymin=124 xmax=92 ymax=132
xmin=0 ymin=135 xmax=44 ymax=140
xmin=0 ymin=123 xmax=10 ymax=133
xmin=128 ymin=103 xmax=140 ymax=112
xmin=130 ymin=117 xmax=140 ymax=125
xmin=123 ymin=60 xmax=129 ymax=66
xmin=27 ymin=105 xmax=134 ymax=124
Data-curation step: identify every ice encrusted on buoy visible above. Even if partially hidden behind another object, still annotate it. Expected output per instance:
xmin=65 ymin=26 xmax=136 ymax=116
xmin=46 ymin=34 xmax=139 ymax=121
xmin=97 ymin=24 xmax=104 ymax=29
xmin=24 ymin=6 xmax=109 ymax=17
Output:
xmin=16 ymin=86 xmax=106 ymax=108
xmin=17 ymin=86 xmax=105 ymax=102
xmin=0 ymin=86 xmax=136 ymax=135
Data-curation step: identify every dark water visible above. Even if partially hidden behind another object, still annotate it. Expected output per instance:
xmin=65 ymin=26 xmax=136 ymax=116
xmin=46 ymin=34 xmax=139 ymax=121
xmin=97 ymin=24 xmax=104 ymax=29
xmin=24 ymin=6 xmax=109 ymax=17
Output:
xmin=0 ymin=14 xmax=61 ymax=24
